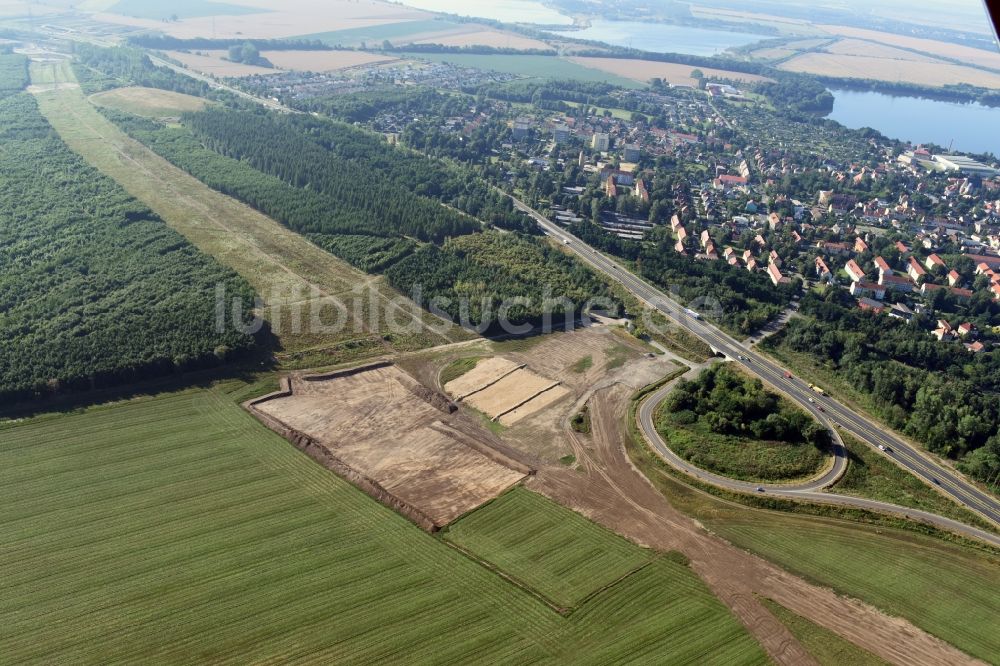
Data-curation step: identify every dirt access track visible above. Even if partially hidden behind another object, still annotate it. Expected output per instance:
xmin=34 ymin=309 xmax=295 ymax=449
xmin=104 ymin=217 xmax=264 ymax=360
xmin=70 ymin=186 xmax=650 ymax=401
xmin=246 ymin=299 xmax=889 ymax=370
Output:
xmin=247 ymin=363 xmax=531 ymax=530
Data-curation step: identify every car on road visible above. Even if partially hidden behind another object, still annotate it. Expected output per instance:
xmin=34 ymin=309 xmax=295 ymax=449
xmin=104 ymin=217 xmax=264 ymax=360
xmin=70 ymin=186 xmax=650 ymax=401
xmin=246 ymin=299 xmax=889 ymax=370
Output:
xmin=818 ymin=406 xmax=825 ymax=412
xmin=784 ymin=371 xmax=792 ymax=379
xmin=755 ymin=486 xmax=765 ymax=492
xmin=808 ymin=397 xmax=815 ymax=403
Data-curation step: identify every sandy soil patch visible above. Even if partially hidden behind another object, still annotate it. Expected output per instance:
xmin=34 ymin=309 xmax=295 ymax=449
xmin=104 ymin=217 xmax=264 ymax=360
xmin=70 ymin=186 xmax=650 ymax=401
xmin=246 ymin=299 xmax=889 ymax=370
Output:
xmin=445 ymin=356 xmax=522 ymax=399
xmin=90 ymin=86 xmax=208 ymax=116
xmin=262 ymin=49 xmax=397 ymax=71
xmin=414 ymin=29 xmax=552 ymax=51
xmin=165 ymin=50 xmax=276 ymax=77
xmin=570 ymin=56 xmax=773 ymax=86
xmin=823 ymin=38 xmax=946 ymax=63
xmin=94 ymin=0 xmax=428 ymax=40
xmin=817 ymin=24 xmax=1000 ymax=72
xmin=779 ymin=52 xmax=1000 ymax=88
xmin=464 ymin=368 xmax=562 ymax=421
xmin=498 ymin=384 xmax=571 ymax=426
xmin=252 ymin=364 xmax=528 ymax=526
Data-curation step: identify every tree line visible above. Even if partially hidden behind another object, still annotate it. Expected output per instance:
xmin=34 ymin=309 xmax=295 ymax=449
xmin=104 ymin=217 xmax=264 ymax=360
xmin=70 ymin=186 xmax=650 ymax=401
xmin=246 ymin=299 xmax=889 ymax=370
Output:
xmin=0 ymin=94 xmax=258 ymax=405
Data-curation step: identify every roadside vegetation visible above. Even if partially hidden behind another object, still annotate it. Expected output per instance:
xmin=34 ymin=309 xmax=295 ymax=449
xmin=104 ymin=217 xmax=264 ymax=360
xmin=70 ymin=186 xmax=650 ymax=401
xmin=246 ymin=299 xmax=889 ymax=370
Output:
xmin=0 ymin=91 xmax=257 ymax=404
xmin=655 ymin=364 xmax=830 ymax=482
xmin=626 ymin=424 xmax=1000 ymax=663
xmin=763 ymin=289 xmax=1000 ymax=490
xmin=1 ymin=385 xmax=766 ymax=664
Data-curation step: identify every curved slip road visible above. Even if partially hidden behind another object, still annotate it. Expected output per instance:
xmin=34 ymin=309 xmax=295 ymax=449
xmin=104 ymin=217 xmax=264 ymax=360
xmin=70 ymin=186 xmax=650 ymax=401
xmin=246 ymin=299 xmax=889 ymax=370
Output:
xmin=511 ymin=195 xmax=1000 ymax=545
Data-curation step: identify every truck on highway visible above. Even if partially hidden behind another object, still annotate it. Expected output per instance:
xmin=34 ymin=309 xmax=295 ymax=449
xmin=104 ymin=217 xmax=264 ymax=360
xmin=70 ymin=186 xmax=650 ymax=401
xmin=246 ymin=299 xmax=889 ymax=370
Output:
xmin=809 ymin=384 xmax=826 ymax=396
xmin=683 ymin=308 xmax=701 ymax=320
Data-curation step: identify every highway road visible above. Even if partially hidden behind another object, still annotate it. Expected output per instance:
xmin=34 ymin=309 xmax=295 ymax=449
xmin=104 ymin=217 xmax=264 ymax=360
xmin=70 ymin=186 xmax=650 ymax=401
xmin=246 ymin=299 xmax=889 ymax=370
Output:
xmin=511 ymin=195 xmax=1000 ymax=541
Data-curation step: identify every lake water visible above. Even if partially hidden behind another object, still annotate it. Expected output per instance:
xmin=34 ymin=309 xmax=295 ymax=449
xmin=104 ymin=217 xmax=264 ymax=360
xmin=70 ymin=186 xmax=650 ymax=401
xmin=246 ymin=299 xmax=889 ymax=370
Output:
xmin=827 ymin=89 xmax=1000 ymax=157
xmin=548 ymin=20 xmax=771 ymax=56
xmin=395 ymin=0 xmax=573 ymax=25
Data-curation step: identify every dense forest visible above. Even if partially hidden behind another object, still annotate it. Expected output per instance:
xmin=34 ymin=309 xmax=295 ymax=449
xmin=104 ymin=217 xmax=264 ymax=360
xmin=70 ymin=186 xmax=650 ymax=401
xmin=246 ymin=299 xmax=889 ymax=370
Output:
xmin=665 ymin=364 xmax=830 ymax=447
xmin=385 ymin=232 xmax=620 ymax=331
xmin=0 ymin=53 xmax=28 ymax=97
xmin=72 ymin=43 xmax=229 ymax=100
xmin=569 ymin=221 xmax=796 ymax=334
xmin=127 ymin=36 xmax=332 ymax=51
xmin=0 ymin=94 xmax=258 ymax=404
xmin=105 ymin=106 xmax=615 ymax=330
xmin=764 ymin=290 xmax=1000 ymax=486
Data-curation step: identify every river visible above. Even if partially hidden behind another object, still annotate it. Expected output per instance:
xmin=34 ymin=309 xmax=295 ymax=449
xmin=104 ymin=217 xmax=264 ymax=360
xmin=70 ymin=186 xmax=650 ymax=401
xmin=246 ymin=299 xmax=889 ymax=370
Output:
xmin=827 ymin=89 xmax=1000 ymax=157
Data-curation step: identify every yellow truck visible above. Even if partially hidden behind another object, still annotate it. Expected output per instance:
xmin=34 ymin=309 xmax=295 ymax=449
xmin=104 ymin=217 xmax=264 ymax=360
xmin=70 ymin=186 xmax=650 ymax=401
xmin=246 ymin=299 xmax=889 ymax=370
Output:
xmin=809 ymin=384 xmax=826 ymax=396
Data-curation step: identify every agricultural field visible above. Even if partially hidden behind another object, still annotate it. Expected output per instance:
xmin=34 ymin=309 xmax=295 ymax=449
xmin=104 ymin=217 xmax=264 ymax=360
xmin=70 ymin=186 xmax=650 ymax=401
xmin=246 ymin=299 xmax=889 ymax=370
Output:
xmin=413 ymin=29 xmax=552 ymax=51
xmin=823 ymin=38 xmax=942 ymax=63
xmin=90 ymin=86 xmax=209 ymax=118
xmin=302 ymin=19 xmax=462 ymax=47
xmin=250 ymin=364 xmax=530 ymax=527
xmin=0 ymin=383 xmax=767 ymax=664
xmin=778 ymin=52 xmax=1000 ymax=89
xmin=164 ymin=50 xmax=275 ymax=77
xmin=816 ymin=24 xmax=1000 ymax=71
xmin=261 ymin=49 xmax=398 ymax=72
xmin=398 ymin=52 xmax=642 ymax=87
xmin=30 ymin=62 xmax=466 ymax=364
xmin=95 ymin=0 xmax=427 ymax=40
xmin=568 ymin=56 xmax=774 ymax=86
xmin=443 ymin=487 xmax=654 ymax=607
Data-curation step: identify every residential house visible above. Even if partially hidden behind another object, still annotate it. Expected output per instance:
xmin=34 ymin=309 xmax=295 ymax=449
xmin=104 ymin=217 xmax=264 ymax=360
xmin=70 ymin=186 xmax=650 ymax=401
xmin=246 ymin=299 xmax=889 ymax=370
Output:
xmin=768 ymin=263 xmax=790 ymax=286
xmin=858 ymin=297 xmax=886 ymax=313
xmin=634 ymin=178 xmax=649 ymax=202
xmin=850 ymin=281 xmax=886 ymax=300
xmin=879 ymin=273 xmax=915 ymax=293
xmin=845 ymin=259 xmax=866 ymax=282
xmin=947 ymin=270 xmax=962 ymax=287
xmin=874 ymin=256 xmax=893 ymax=276
xmin=925 ymin=253 xmax=946 ymax=271
xmin=815 ymin=257 xmax=832 ymax=282
xmin=854 ymin=237 xmax=869 ymax=253
xmin=907 ymin=256 xmax=927 ymax=282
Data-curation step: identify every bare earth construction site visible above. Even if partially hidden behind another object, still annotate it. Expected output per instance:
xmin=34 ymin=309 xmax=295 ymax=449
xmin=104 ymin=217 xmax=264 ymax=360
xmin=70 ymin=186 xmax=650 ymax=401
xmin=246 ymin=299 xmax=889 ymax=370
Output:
xmin=247 ymin=363 xmax=532 ymax=530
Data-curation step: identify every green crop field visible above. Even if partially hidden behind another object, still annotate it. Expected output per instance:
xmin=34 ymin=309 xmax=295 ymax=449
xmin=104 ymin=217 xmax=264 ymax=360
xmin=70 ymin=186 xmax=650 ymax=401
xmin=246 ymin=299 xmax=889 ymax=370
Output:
xmin=712 ymin=518 xmax=1000 ymax=663
xmin=444 ymin=487 xmax=653 ymax=607
xmin=760 ymin=598 xmax=888 ymax=666
xmin=1 ymin=384 xmax=766 ymax=664
xmin=398 ymin=52 xmax=643 ymax=87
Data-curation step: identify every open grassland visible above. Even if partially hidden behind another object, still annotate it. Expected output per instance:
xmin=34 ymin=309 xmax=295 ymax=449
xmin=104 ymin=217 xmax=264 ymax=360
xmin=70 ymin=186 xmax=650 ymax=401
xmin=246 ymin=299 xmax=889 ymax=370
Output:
xmin=760 ymin=598 xmax=889 ymax=666
xmin=399 ymin=52 xmax=642 ymax=87
xmin=569 ymin=56 xmax=773 ymax=86
xmin=778 ymin=52 xmax=1000 ymax=88
xmin=30 ymin=63 xmax=465 ymax=362
xmin=627 ymin=441 xmax=1000 ymax=664
xmin=90 ymin=86 xmax=208 ymax=117
xmin=0 ymin=385 xmax=766 ymax=664
xmin=444 ymin=488 xmax=653 ymax=607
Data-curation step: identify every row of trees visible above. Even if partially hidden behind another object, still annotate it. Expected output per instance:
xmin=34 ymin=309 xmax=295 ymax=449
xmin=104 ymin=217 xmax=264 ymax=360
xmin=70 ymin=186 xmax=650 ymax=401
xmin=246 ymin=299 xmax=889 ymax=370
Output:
xmin=0 ymin=94 xmax=258 ymax=404
xmin=764 ymin=290 xmax=1000 ymax=485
